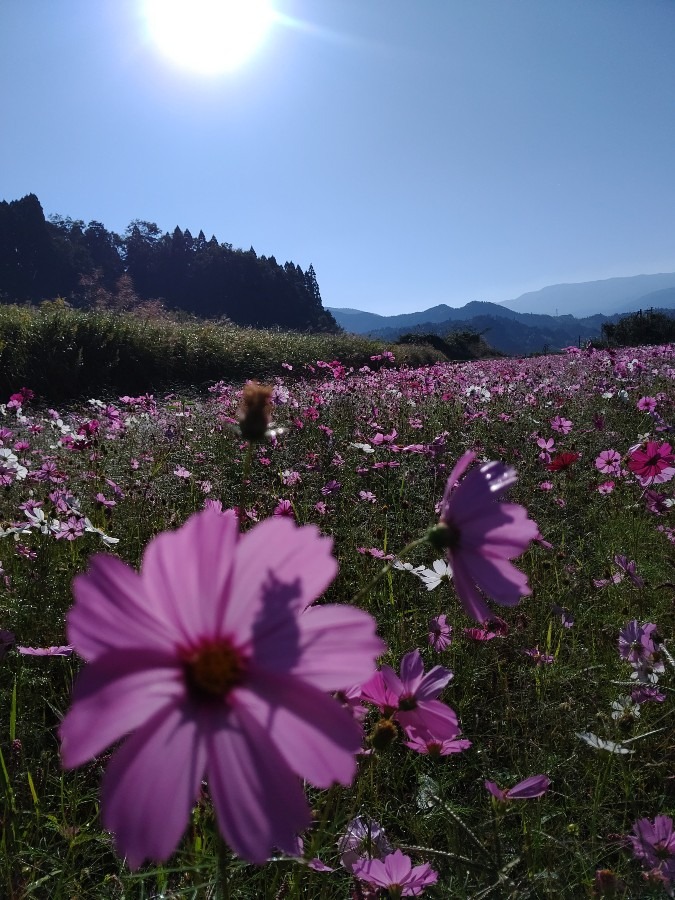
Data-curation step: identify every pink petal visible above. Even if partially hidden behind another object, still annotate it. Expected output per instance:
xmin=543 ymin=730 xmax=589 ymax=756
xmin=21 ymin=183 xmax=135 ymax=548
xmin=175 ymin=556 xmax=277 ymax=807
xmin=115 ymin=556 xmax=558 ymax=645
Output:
xmin=141 ymin=508 xmax=239 ymax=644
xmin=398 ymin=699 xmax=459 ymax=741
xmin=452 ymin=561 xmax=493 ymax=622
xmin=507 ymin=774 xmax=550 ymax=799
xmin=281 ymin=605 xmax=385 ymax=690
xmin=206 ymin=705 xmax=311 ymax=863
xmin=415 ymin=664 xmax=454 ymax=700
xmin=101 ymin=705 xmax=206 ymax=870
xmin=461 ymin=550 xmax=531 ymax=605
xmin=238 ymin=674 xmax=363 ymax=787
xmin=60 ymin=650 xmax=183 ymax=768
xmin=68 ymin=555 xmax=177 ymax=660
xmin=399 ymin=649 xmax=425 ymax=692
xmin=383 ymin=848 xmax=414 ymax=883
xmin=223 ymin=518 xmax=338 ymax=645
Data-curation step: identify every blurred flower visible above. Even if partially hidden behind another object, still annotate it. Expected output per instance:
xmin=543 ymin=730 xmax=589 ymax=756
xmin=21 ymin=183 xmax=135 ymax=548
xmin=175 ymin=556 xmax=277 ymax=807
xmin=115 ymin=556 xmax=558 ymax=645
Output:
xmin=432 ymin=452 xmax=538 ymax=623
xmin=627 ymin=815 xmax=675 ymax=888
xmin=427 ymin=614 xmax=452 ymax=651
xmin=337 ymin=815 xmax=392 ymax=873
xmin=60 ymin=508 xmax=384 ymax=868
xmin=546 ymin=451 xmax=581 ymax=472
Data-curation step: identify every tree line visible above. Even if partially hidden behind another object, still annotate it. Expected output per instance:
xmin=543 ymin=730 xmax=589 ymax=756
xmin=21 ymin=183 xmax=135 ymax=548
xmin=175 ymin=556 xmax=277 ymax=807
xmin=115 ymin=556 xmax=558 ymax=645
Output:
xmin=0 ymin=194 xmax=338 ymax=332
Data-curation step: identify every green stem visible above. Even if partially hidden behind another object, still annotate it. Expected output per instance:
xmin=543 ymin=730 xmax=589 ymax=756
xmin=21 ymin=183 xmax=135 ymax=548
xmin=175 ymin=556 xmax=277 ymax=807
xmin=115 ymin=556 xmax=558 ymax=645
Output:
xmin=350 ymin=535 xmax=430 ymax=606
xmin=237 ymin=442 xmax=254 ymax=524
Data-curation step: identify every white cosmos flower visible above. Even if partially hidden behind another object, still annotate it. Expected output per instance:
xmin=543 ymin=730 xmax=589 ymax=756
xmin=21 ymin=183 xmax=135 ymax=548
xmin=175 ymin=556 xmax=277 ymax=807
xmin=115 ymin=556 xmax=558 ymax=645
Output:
xmin=349 ymin=442 xmax=375 ymax=454
xmin=417 ymin=559 xmax=453 ymax=591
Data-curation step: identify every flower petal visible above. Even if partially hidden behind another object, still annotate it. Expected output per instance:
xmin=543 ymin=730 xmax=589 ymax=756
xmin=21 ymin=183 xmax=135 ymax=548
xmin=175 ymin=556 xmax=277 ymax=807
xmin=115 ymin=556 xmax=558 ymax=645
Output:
xmin=206 ymin=705 xmax=311 ymax=863
xmin=60 ymin=650 xmax=183 ymax=768
xmin=68 ymin=555 xmax=177 ymax=660
xmin=239 ymin=674 xmax=362 ymax=787
xmin=262 ymin=604 xmax=385 ymax=690
xmin=141 ymin=508 xmax=239 ymax=644
xmin=224 ymin=518 xmax=338 ymax=643
xmin=101 ymin=704 xmax=206 ymax=870
xmin=451 ymin=560 xmax=493 ymax=622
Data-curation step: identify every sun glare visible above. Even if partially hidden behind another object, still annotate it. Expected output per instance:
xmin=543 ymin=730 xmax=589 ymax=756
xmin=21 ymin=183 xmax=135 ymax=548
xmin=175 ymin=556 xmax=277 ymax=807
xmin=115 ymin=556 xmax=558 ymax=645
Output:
xmin=143 ymin=0 xmax=274 ymax=75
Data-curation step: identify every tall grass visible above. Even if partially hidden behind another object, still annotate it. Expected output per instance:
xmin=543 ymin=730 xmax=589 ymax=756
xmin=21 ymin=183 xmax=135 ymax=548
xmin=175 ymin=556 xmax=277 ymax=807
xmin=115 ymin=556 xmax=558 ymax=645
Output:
xmin=0 ymin=304 xmax=443 ymax=402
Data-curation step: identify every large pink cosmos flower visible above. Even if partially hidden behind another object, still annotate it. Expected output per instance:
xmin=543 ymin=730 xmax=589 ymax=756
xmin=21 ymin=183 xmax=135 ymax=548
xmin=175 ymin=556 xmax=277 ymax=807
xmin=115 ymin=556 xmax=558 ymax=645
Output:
xmin=627 ymin=441 xmax=675 ymax=486
xmin=435 ymin=452 xmax=539 ymax=623
xmin=60 ymin=508 xmax=385 ymax=869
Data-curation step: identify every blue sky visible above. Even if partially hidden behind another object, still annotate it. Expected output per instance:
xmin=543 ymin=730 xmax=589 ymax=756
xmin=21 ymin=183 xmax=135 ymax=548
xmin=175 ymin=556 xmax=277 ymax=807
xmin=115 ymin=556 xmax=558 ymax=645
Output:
xmin=2 ymin=0 xmax=675 ymax=314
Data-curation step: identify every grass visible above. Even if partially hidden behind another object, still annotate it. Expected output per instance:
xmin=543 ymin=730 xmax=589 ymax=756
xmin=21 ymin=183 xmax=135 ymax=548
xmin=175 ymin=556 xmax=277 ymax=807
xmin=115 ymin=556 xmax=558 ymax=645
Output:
xmin=0 ymin=337 xmax=674 ymax=898
xmin=0 ymin=303 xmax=445 ymax=402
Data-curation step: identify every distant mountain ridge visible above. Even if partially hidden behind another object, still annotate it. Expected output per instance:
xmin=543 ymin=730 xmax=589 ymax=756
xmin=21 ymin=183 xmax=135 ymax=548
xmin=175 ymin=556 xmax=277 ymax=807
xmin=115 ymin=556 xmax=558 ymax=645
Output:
xmin=328 ymin=274 xmax=675 ymax=356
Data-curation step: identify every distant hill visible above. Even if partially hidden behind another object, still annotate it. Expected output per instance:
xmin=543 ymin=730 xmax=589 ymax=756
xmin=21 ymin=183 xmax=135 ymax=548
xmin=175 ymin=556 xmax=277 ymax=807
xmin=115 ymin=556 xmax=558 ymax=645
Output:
xmin=364 ymin=313 xmax=615 ymax=356
xmin=503 ymin=273 xmax=675 ymax=316
xmin=328 ymin=273 xmax=675 ymax=355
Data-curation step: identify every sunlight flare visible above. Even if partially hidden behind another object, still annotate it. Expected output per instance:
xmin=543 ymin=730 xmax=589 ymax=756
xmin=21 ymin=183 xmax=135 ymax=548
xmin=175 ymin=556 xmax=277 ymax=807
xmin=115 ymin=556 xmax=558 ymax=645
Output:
xmin=143 ymin=0 xmax=274 ymax=74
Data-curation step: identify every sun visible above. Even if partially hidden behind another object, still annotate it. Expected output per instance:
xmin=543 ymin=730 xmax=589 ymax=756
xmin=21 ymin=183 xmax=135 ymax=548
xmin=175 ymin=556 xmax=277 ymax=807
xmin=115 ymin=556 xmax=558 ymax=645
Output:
xmin=143 ymin=0 xmax=274 ymax=75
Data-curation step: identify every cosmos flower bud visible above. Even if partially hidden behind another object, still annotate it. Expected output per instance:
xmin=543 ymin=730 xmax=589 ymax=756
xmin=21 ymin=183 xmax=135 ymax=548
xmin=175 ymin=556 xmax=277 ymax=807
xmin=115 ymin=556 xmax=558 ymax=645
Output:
xmin=237 ymin=381 xmax=274 ymax=442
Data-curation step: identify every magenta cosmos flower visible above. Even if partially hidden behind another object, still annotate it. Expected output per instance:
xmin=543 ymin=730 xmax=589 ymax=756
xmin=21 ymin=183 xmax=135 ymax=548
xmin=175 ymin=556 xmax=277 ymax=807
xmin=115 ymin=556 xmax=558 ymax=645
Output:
xmin=435 ymin=452 xmax=539 ymax=623
xmin=359 ymin=649 xmax=460 ymax=743
xmin=627 ymin=815 xmax=675 ymax=884
xmin=353 ymin=849 xmax=438 ymax=897
xmin=59 ymin=508 xmax=385 ymax=868
xmin=627 ymin=440 xmax=675 ymax=485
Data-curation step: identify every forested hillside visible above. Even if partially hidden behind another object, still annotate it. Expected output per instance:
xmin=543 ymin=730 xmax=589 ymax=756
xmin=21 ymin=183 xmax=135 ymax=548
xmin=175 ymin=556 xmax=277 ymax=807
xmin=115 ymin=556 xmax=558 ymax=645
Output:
xmin=0 ymin=194 xmax=337 ymax=332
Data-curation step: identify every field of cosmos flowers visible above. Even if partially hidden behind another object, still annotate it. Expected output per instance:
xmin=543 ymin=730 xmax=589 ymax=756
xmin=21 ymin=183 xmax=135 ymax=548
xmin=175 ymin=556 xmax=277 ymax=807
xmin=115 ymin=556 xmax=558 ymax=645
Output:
xmin=0 ymin=343 xmax=674 ymax=898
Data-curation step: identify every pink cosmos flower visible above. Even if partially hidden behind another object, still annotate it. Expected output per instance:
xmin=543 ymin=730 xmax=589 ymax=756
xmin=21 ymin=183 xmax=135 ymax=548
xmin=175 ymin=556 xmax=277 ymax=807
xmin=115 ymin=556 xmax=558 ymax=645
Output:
xmin=595 ymin=449 xmax=621 ymax=475
xmin=435 ymin=452 xmax=539 ymax=623
xmin=427 ymin=614 xmax=452 ymax=651
xmin=18 ymin=644 xmax=74 ymax=656
xmin=59 ymin=508 xmax=385 ymax=868
xmin=273 ymin=499 xmax=295 ymax=518
xmin=597 ymin=481 xmax=615 ymax=494
xmin=627 ymin=441 xmax=675 ymax=486
xmin=463 ymin=616 xmax=509 ymax=641
xmin=637 ymin=396 xmax=657 ymax=413
xmin=359 ymin=649 xmax=459 ymax=743
xmin=403 ymin=730 xmax=471 ymax=756
xmin=550 ymin=416 xmax=573 ymax=434
xmin=627 ymin=815 xmax=675 ymax=886
xmin=353 ymin=849 xmax=438 ymax=896
xmin=485 ymin=774 xmax=550 ymax=802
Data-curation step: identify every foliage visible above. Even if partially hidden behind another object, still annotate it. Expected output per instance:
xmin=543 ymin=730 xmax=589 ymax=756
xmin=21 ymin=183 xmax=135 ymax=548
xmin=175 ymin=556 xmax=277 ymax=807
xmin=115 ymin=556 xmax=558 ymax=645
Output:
xmin=602 ymin=309 xmax=675 ymax=346
xmin=397 ymin=329 xmax=500 ymax=360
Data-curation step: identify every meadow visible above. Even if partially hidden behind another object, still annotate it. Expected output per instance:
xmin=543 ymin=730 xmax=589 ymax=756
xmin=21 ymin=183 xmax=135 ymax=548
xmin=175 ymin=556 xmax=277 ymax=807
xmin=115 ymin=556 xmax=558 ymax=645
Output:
xmin=0 ymin=339 xmax=673 ymax=898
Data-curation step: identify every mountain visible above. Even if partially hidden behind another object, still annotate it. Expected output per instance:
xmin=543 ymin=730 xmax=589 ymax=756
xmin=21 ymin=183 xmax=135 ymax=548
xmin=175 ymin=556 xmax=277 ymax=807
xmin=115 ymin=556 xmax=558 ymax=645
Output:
xmin=504 ymin=273 xmax=675 ymax=316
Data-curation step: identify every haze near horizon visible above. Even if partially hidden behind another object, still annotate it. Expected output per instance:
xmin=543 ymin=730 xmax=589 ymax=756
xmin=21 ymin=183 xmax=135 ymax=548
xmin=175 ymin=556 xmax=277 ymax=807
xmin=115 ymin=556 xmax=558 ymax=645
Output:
xmin=2 ymin=1 xmax=674 ymax=315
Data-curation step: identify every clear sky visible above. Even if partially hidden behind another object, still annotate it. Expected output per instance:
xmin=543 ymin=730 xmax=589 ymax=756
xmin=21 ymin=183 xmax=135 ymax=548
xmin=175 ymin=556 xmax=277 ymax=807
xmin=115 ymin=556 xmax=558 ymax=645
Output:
xmin=2 ymin=0 xmax=675 ymax=314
